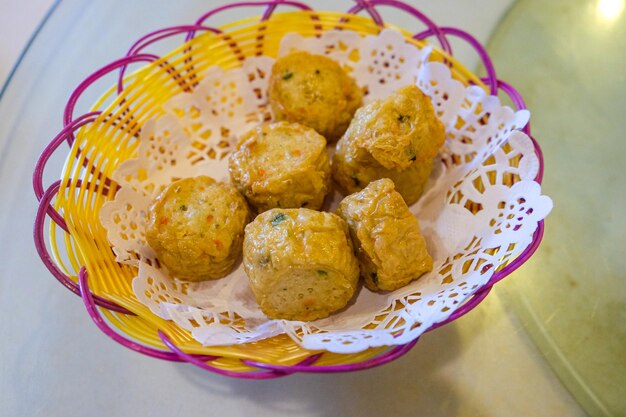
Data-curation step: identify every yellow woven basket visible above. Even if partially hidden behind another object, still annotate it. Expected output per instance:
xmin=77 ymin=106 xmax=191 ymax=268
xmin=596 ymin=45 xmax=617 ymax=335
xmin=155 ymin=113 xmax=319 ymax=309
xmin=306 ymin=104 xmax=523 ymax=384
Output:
xmin=34 ymin=3 xmax=532 ymax=377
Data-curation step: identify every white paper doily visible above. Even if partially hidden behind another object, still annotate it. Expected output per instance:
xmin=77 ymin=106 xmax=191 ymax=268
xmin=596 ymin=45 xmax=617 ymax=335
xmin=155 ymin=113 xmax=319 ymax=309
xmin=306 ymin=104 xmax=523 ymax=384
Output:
xmin=100 ymin=29 xmax=552 ymax=353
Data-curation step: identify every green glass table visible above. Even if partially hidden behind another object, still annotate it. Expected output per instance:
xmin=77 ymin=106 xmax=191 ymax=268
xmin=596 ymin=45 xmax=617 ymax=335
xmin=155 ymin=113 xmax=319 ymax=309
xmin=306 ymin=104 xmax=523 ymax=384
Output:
xmin=488 ymin=0 xmax=626 ymax=415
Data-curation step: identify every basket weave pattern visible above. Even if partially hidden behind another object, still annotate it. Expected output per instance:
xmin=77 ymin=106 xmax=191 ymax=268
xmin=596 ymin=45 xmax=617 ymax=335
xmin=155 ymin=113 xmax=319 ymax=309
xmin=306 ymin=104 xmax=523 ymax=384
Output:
xmin=33 ymin=0 xmax=544 ymax=378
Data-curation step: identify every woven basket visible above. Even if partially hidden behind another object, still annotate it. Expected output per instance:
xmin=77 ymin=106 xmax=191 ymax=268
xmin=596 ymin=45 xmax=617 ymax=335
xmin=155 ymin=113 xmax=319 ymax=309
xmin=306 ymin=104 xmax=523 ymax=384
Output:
xmin=33 ymin=0 xmax=544 ymax=379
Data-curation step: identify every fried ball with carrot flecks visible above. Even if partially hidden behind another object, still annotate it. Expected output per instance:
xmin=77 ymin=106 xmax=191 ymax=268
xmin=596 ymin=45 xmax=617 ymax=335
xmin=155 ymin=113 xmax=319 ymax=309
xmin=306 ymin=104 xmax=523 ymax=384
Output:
xmin=146 ymin=176 xmax=251 ymax=281
xmin=243 ymin=208 xmax=359 ymax=321
xmin=229 ymin=122 xmax=331 ymax=213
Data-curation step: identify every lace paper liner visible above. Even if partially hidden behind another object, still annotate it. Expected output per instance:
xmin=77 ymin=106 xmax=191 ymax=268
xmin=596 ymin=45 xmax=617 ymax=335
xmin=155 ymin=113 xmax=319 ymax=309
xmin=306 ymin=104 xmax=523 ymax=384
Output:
xmin=100 ymin=29 xmax=552 ymax=353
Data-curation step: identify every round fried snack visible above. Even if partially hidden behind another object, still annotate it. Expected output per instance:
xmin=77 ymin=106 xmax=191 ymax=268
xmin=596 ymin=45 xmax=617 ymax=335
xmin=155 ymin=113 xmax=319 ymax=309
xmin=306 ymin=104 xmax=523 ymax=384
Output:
xmin=333 ymin=84 xmax=445 ymax=205
xmin=229 ymin=122 xmax=331 ymax=212
xmin=337 ymin=178 xmax=433 ymax=292
xmin=243 ymin=208 xmax=359 ymax=321
xmin=268 ymin=51 xmax=363 ymax=141
xmin=146 ymin=176 xmax=251 ymax=281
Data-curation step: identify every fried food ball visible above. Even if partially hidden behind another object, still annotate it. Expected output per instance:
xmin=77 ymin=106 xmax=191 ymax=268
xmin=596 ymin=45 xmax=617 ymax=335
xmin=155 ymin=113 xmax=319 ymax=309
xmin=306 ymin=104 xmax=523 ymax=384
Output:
xmin=337 ymin=178 xmax=433 ymax=292
xmin=243 ymin=208 xmax=359 ymax=321
xmin=146 ymin=176 xmax=251 ymax=281
xmin=268 ymin=51 xmax=363 ymax=141
xmin=229 ymin=122 xmax=331 ymax=212
xmin=333 ymin=84 xmax=445 ymax=205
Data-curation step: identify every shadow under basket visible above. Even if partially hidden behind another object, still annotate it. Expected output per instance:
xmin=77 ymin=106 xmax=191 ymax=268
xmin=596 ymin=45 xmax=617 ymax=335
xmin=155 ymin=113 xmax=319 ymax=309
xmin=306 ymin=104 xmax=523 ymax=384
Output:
xmin=33 ymin=0 xmax=545 ymax=379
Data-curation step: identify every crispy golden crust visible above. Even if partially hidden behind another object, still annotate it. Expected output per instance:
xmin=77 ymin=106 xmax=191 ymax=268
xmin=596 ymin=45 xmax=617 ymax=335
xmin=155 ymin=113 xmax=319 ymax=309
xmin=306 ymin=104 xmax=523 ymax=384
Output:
xmin=229 ymin=122 xmax=331 ymax=212
xmin=243 ymin=208 xmax=359 ymax=321
xmin=337 ymin=179 xmax=433 ymax=292
xmin=332 ymin=84 xmax=444 ymax=205
xmin=347 ymin=84 xmax=445 ymax=169
xmin=145 ymin=176 xmax=251 ymax=281
xmin=268 ymin=52 xmax=363 ymax=141
xmin=333 ymin=140 xmax=434 ymax=206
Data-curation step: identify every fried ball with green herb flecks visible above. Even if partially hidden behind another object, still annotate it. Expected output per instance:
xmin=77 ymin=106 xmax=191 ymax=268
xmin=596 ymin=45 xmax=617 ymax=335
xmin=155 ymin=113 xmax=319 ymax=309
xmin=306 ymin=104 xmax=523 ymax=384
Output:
xmin=243 ymin=208 xmax=359 ymax=321
xmin=146 ymin=176 xmax=251 ymax=281
xmin=337 ymin=178 xmax=433 ymax=292
xmin=332 ymin=84 xmax=444 ymax=205
xmin=268 ymin=51 xmax=363 ymax=141
xmin=229 ymin=122 xmax=331 ymax=212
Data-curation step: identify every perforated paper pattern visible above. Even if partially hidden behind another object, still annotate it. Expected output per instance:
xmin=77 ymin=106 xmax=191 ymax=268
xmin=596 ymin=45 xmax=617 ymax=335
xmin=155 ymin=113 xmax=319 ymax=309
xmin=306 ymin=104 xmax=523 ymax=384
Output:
xmin=100 ymin=30 xmax=552 ymax=353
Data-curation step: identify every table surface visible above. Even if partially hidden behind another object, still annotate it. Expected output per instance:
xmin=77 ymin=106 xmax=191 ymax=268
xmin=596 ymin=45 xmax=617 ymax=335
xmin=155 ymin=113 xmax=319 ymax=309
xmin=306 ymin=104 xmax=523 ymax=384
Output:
xmin=488 ymin=1 xmax=625 ymax=415
xmin=0 ymin=0 xmax=622 ymax=416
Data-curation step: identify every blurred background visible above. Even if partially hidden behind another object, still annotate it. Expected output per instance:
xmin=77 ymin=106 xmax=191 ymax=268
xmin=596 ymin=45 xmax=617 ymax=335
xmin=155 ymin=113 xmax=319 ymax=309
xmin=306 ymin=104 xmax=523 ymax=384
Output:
xmin=0 ymin=0 xmax=56 ymax=85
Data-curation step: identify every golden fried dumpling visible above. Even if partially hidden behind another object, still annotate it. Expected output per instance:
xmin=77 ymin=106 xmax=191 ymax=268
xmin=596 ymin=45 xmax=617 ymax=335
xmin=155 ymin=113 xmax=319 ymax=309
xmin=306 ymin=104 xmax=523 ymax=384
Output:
xmin=333 ymin=84 xmax=445 ymax=205
xmin=337 ymin=178 xmax=433 ymax=292
xmin=243 ymin=208 xmax=359 ymax=321
xmin=268 ymin=51 xmax=363 ymax=141
xmin=229 ymin=122 xmax=331 ymax=213
xmin=146 ymin=176 xmax=251 ymax=281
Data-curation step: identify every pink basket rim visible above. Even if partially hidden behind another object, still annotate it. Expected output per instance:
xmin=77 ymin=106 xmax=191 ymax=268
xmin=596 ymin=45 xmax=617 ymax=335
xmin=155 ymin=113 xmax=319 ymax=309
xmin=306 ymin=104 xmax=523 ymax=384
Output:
xmin=32 ymin=0 xmax=546 ymax=379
